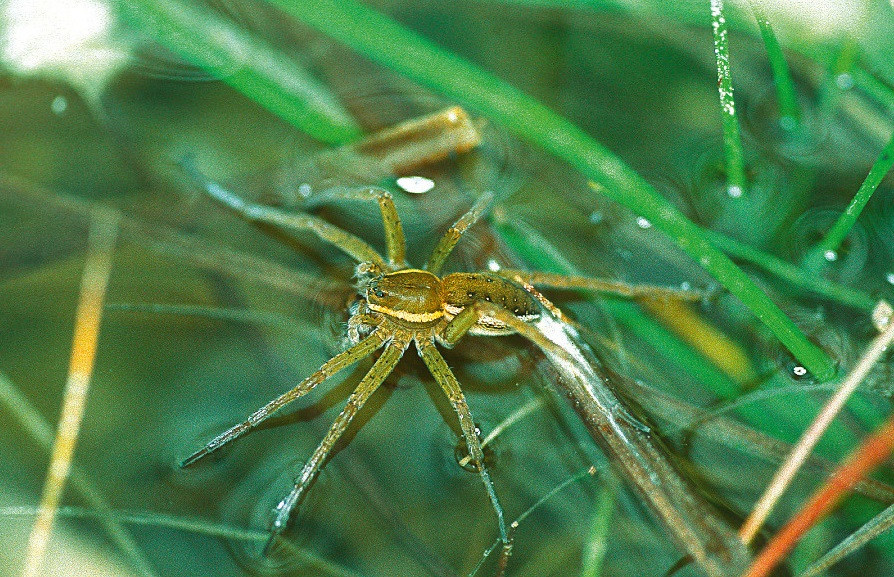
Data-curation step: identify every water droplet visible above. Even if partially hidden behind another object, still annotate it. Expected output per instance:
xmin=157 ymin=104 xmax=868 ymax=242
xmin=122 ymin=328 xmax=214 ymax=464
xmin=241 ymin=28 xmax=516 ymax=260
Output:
xmin=589 ymin=211 xmax=604 ymax=224
xmin=680 ymin=281 xmax=691 ymax=291
xmin=823 ymin=249 xmax=838 ymax=262
xmin=487 ymin=259 xmax=501 ymax=272
xmin=727 ymin=185 xmax=743 ymax=198
xmin=298 ymin=183 xmax=312 ymax=198
xmin=886 ymin=272 xmax=894 ymax=285
xmin=50 ymin=95 xmax=67 ymax=115
xmin=396 ymin=175 xmax=435 ymax=194
xmin=792 ymin=365 xmax=807 ymax=377
xmin=635 ymin=216 xmax=651 ymax=229
xmin=836 ymin=73 xmax=854 ymax=90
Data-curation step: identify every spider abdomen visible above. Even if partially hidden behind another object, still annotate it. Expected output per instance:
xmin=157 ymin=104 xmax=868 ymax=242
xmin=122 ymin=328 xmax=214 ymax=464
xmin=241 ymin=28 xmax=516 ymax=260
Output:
xmin=442 ymin=272 xmax=540 ymax=334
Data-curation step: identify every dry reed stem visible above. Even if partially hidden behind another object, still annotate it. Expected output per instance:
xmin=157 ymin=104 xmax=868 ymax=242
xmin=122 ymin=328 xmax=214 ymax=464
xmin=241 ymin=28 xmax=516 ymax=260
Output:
xmin=22 ymin=209 xmax=120 ymax=577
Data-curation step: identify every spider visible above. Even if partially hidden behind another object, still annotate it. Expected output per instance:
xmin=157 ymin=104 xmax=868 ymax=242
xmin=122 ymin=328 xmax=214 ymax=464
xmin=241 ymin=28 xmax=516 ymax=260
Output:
xmin=179 ymin=167 xmax=704 ymax=573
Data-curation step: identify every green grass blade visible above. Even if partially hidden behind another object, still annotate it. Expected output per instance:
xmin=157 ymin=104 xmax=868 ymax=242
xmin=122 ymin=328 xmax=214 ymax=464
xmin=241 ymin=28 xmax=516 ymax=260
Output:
xmin=265 ymin=0 xmax=834 ymax=380
xmin=115 ymin=0 xmax=361 ymax=144
xmin=710 ymin=0 xmax=748 ymax=196
xmin=703 ymin=229 xmax=877 ymax=311
xmin=804 ymin=131 xmax=894 ymax=267
xmin=748 ymin=1 xmax=801 ymax=128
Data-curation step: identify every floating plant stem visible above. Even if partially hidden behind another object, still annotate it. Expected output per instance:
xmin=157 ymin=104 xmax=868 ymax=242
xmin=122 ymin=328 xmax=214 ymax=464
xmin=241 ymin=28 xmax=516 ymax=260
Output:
xmin=263 ymin=0 xmax=834 ymax=380
xmin=739 ymin=301 xmax=894 ymax=545
xmin=748 ymin=1 xmax=800 ymax=129
xmin=711 ymin=0 xmax=748 ymax=197
xmin=23 ymin=208 xmax=120 ymax=577
xmin=114 ymin=0 xmax=361 ymax=144
xmin=804 ymin=130 xmax=894 ymax=268
xmin=469 ymin=467 xmax=599 ymax=577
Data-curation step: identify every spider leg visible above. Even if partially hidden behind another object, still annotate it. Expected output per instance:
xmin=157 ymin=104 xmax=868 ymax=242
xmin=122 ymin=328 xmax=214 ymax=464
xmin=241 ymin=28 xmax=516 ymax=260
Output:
xmin=180 ymin=158 xmax=387 ymax=269
xmin=266 ymin=336 xmax=410 ymax=553
xmin=443 ymin=301 xmax=751 ymax=575
xmin=181 ymin=331 xmax=386 ymax=467
xmin=496 ymin=270 xmax=704 ymax=301
xmin=426 ymin=192 xmax=494 ymax=275
xmin=416 ymin=339 xmax=513 ymax=576
xmin=304 ymin=186 xmax=406 ymax=267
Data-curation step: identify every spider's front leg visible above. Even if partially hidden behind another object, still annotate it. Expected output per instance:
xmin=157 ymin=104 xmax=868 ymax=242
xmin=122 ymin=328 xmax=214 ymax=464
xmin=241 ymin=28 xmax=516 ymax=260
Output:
xmin=265 ymin=336 xmax=410 ymax=553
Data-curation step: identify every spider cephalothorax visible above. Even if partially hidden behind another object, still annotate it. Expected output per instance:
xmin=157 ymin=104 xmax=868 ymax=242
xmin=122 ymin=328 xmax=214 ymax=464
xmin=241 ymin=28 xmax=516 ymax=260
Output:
xmin=179 ymin=175 xmax=707 ymax=574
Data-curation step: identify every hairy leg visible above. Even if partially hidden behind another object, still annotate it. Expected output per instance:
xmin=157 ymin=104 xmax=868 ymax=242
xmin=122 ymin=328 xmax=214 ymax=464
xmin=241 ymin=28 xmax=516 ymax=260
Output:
xmin=426 ymin=192 xmax=493 ymax=275
xmin=266 ymin=336 xmax=410 ymax=552
xmin=416 ymin=338 xmax=513 ymax=576
xmin=181 ymin=158 xmax=387 ymax=268
xmin=181 ymin=331 xmax=386 ymax=467
xmin=304 ymin=186 xmax=407 ymax=268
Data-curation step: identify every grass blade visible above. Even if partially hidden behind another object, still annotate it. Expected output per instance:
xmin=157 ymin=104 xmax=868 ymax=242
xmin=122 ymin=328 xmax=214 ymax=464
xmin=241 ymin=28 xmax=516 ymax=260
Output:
xmin=739 ymin=302 xmax=894 ymax=544
xmin=799 ymin=503 xmax=894 ymax=577
xmin=2 ymin=506 xmax=364 ymax=577
xmin=804 ymin=130 xmax=894 ymax=267
xmin=0 ymin=372 xmax=158 ymax=577
xmin=748 ymin=1 xmax=800 ymax=128
xmin=711 ymin=0 xmax=747 ymax=196
xmin=743 ymin=411 xmax=894 ymax=577
xmin=115 ymin=0 xmax=361 ymax=144
xmin=263 ymin=0 xmax=834 ymax=381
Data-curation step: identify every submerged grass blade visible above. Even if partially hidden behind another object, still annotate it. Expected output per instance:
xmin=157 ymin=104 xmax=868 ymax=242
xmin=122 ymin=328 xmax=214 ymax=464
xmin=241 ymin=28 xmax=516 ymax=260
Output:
xmin=805 ymin=130 xmax=894 ymax=267
xmin=1 ymin=506 xmax=363 ymax=577
xmin=799 ymin=502 xmax=894 ymax=577
xmin=115 ymin=0 xmax=361 ymax=144
xmin=580 ymin=479 xmax=617 ymax=577
xmin=748 ymin=1 xmax=800 ymax=127
xmin=0 ymin=372 xmax=157 ymax=577
xmin=711 ymin=0 xmax=748 ymax=196
xmin=262 ymin=0 xmax=834 ymax=380
xmin=23 ymin=209 xmax=120 ymax=577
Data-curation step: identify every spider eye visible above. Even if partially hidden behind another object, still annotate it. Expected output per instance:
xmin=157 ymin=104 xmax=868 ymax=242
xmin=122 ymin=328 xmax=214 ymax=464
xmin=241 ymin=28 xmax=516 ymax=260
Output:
xmin=375 ymin=289 xmax=385 ymax=298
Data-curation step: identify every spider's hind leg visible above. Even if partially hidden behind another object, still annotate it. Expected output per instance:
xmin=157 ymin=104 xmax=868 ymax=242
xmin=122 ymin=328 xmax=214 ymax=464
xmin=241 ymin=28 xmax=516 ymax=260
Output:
xmin=497 ymin=270 xmax=708 ymax=302
xmin=181 ymin=331 xmax=387 ymax=467
xmin=416 ymin=339 xmax=514 ymax=576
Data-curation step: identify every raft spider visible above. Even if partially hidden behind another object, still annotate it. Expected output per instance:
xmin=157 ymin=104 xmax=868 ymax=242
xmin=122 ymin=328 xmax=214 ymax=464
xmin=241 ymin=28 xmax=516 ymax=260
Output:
xmin=180 ymin=169 xmax=702 ymax=573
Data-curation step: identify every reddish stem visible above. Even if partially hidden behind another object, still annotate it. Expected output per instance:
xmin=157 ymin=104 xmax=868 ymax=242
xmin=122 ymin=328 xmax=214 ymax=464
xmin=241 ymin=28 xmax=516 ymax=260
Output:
xmin=744 ymin=414 xmax=894 ymax=577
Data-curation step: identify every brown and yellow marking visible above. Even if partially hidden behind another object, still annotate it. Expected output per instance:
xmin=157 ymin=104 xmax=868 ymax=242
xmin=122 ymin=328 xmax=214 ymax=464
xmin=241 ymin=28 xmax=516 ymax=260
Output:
xmin=366 ymin=269 xmax=446 ymax=327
